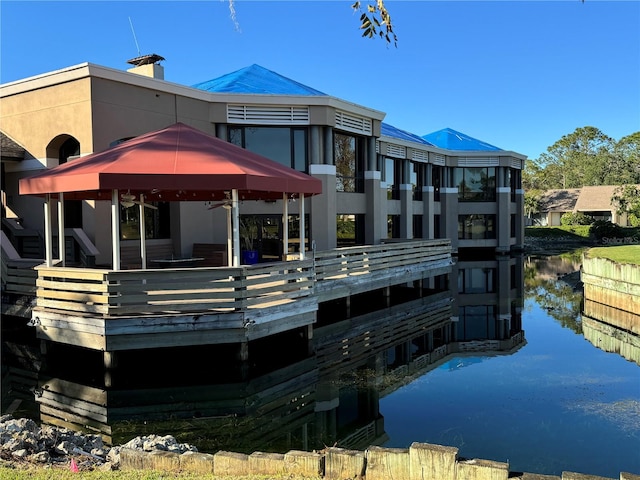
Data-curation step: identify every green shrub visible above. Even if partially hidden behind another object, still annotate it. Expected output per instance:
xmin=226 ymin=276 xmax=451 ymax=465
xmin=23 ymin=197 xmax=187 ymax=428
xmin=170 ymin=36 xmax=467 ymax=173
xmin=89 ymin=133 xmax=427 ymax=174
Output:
xmin=589 ymin=220 xmax=623 ymax=240
xmin=560 ymin=212 xmax=594 ymax=226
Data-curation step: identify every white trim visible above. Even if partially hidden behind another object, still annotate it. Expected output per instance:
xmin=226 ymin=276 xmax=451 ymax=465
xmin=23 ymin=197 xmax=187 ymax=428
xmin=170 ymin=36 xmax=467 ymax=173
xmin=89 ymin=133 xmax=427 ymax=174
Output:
xmin=432 ymin=154 xmax=446 ymax=166
xmin=497 ymin=187 xmax=512 ymax=193
xmin=422 ymin=186 xmax=435 ymax=192
xmin=309 ymin=164 xmax=336 ymax=175
xmin=411 ymin=150 xmax=429 ymax=162
xmin=400 ymin=184 xmax=413 ymax=191
xmin=510 ymin=158 xmax=523 ymax=169
xmin=227 ymin=104 xmax=310 ymax=125
xmin=458 ymin=158 xmax=500 ymax=167
xmin=364 ymin=171 xmax=381 ymax=180
xmin=335 ymin=110 xmax=372 ymax=135
xmin=386 ymin=143 xmax=406 ymax=159
xmin=440 ymin=187 xmax=459 ymax=194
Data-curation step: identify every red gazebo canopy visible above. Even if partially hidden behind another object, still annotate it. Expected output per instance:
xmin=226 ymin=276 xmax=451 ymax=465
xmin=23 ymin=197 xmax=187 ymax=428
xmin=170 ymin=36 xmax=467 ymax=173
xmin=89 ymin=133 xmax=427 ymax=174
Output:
xmin=19 ymin=122 xmax=322 ymax=201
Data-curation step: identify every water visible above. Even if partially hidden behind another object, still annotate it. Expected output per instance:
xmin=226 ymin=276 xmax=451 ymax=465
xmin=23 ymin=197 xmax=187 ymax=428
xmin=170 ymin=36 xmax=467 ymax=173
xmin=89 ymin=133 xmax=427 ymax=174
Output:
xmin=2 ymin=253 xmax=639 ymax=477
xmin=381 ymin=255 xmax=640 ymax=476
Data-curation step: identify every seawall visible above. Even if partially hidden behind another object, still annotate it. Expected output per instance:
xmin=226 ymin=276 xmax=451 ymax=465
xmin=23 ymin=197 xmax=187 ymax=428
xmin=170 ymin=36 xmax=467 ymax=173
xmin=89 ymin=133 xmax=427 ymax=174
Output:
xmin=119 ymin=442 xmax=639 ymax=479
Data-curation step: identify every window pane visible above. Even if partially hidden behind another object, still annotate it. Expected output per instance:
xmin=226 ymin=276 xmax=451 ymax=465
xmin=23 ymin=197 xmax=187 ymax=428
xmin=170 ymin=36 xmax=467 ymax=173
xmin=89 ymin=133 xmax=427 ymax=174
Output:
xmin=293 ymin=129 xmax=307 ymax=172
xmin=335 ymin=133 xmax=356 ymax=192
xmin=245 ymin=127 xmax=292 ymax=168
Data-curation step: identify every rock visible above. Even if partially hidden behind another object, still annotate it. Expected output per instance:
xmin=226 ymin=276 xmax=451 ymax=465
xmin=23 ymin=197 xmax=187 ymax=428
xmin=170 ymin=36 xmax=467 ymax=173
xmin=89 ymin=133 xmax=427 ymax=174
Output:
xmin=12 ymin=449 xmax=28 ymax=459
xmin=31 ymin=451 xmax=50 ymax=463
xmin=0 ymin=415 xmax=198 ymax=470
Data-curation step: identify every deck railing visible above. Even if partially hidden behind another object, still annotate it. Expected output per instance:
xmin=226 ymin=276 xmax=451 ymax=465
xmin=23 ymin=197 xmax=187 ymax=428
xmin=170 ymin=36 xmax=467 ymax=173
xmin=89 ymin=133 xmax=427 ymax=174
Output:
xmin=314 ymin=239 xmax=451 ymax=281
xmin=20 ymin=239 xmax=451 ymax=318
xmin=34 ymin=260 xmax=315 ymax=317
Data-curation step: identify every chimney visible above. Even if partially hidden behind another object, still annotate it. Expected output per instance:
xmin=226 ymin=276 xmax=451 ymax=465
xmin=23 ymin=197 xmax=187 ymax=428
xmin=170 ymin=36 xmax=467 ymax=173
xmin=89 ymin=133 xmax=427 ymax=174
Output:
xmin=126 ymin=54 xmax=165 ymax=80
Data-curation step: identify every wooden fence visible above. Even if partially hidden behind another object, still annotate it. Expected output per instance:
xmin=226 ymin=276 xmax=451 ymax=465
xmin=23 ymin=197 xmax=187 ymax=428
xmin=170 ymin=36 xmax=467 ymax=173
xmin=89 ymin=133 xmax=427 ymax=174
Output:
xmin=34 ymin=260 xmax=315 ymax=317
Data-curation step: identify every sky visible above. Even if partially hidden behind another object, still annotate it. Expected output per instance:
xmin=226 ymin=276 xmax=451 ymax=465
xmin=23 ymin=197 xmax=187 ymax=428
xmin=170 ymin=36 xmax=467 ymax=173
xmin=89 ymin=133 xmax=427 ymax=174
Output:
xmin=1 ymin=1 xmax=639 ymax=160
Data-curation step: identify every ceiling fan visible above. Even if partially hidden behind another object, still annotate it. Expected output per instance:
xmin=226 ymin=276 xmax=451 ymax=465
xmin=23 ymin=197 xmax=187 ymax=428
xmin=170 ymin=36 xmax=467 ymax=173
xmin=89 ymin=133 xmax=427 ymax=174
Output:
xmin=207 ymin=191 xmax=232 ymax=210
xmin=120 ymin=191 xmax=158 ymax=210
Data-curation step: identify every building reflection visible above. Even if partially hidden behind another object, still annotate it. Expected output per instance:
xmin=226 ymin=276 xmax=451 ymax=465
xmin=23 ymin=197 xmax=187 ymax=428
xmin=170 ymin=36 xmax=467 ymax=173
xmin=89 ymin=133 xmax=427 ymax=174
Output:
xmin=2 ymin=255 xmax=525 ymax=452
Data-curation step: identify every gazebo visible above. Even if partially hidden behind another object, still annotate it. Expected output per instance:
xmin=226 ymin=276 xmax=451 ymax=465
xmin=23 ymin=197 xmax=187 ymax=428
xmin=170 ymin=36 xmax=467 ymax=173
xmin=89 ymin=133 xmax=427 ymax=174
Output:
xmin=19 ymin=122 xmax=322 ymax=269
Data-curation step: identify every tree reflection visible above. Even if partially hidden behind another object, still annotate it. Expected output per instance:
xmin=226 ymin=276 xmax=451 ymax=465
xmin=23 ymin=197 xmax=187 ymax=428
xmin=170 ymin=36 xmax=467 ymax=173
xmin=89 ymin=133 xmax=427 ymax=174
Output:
xmin=524 ymin=257 xmax=583 ymax=333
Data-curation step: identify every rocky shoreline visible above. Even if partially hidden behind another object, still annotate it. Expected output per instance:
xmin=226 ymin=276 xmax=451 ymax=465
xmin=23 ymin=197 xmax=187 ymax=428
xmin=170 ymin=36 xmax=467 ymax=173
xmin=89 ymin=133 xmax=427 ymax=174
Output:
xmin=0 ymin=415 xmax=198 ymax=471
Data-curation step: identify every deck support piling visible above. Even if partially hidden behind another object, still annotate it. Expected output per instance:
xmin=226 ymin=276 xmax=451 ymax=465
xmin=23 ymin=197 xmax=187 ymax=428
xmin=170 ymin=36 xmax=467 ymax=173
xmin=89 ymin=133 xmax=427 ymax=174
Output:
xmin=104 ymin=351 xmax=118 ymax=369
xmin=238 ymin=341 xmax=249 ymax=362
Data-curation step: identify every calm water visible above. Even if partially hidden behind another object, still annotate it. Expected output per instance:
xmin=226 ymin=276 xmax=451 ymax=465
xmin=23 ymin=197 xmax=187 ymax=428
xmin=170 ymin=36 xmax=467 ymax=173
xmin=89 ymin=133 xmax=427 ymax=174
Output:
xmin=3 ymin=254 xmax=639 ymax=477
xmin=381 ymin=256 xmax=640 ymax=477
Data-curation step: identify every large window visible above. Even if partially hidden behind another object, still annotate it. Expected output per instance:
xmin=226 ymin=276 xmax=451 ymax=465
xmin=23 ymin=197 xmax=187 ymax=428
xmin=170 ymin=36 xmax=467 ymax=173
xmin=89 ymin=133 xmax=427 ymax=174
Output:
xmin=458 ymin=267 xmax=496 ymax=293
xmin=510 ymin=168 xmax=521 ymax=202
xmin=412 ymin=162 xmax=426 ymax=201
xmin=413 ymin=215 xmax=423 ymax=239
xmin=457 ymin=306 xmax=497 ymax=341
xmin=385 ymin=157 xmax=401 ymax=200
xmin=228 ymin=126 xmax=308 ymax=172
xmin=458 ymin=214 xmax=496 ymax=239
xmin=337 ymin=214 xmax=365 ymax=247
xmin=335 ymin=133 xmax=365 ymax=193
xmin=387 ymin=215 xmax=400 ymax=239
xmin=433 ymin=166 xmax=442 ymax=201
xmin=120 ymin=202 xmax=171 ymax=240
xmin=455 ymin=167 xmax=496 ymax=201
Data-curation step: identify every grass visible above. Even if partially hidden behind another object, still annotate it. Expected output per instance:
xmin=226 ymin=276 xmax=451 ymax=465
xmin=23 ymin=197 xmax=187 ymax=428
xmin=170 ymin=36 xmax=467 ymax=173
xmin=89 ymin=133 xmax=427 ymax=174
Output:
xmin=0 ymin=467 xmax=319 ymax=480
xmin=525 ymin=225 xmax=592 ymax=239
xmin=586 ymin=245 xmax=640 ymax=265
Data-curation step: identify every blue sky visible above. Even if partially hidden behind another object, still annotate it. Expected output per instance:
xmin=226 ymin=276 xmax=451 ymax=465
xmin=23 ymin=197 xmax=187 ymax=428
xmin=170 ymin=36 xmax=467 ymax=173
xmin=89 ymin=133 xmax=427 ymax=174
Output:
xmin=1 ymin=1 xmax=638 ymax=160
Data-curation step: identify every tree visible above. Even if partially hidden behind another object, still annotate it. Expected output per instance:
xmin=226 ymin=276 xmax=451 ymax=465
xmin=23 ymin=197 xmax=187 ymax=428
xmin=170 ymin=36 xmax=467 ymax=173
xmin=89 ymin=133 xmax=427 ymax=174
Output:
xmin=611 ymin=184 xmax=640 ymax=226
xmin=226 ymin=0 xmax=397 ymax=45
xmin=352 ymin=1 xmax=397 ymax=46
xmin=524 ymin=189 xmax=543 ymax=221
xmin=611 ymin=132 xmax=640 ymax=184
xmin=537 ymin=126 xmax=614 ymax=188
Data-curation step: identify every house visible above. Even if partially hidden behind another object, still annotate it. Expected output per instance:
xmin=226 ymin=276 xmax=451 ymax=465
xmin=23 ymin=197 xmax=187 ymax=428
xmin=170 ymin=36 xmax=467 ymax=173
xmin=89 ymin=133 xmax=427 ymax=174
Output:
xmin=532 ymin=186 xmax=628 ymax=227
xmin=531 ymin=189 xmax=581 ymax=226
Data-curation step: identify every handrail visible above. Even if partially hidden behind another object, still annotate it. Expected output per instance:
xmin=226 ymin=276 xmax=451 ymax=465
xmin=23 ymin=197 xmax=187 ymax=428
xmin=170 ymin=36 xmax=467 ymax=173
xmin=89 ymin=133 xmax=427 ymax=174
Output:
xmin=34 ymin=260 xmax=315 ymax=316
xmin=26 ymin=239 xmax=452 ymax=318
xmin=314 ymin=239 xmax=451 ymax=281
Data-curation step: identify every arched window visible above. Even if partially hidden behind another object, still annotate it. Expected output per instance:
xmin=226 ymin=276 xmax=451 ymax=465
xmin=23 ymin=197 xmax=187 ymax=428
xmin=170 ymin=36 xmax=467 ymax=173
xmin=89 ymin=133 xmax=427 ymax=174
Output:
xmin=46 ymin=135 xmax=82 ymax=227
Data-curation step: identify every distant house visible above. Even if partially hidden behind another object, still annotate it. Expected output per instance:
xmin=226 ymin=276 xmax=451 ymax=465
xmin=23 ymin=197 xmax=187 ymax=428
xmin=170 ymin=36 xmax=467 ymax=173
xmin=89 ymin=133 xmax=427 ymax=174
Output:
xmin=532 ymin=189 xmax=580 ymax=226
xmin=573 ymin=185 xmax=627 ymax=225
xmin=531 ymin=186 xmax=628 ymax=226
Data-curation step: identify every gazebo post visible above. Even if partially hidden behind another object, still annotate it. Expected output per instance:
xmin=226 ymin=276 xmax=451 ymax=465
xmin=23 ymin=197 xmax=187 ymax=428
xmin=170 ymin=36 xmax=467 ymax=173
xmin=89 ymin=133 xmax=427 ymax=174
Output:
xmin=226 ymin=205 xmax=232 ymax=267
xmin=282 ymin=193 xmax=289 ymax=261
xmin=139 ymin=194 xmax=147 ymax=269
xmin=43 ymin=194 xmax=53 ymax=267
xmin=299 ymin=193 xmax=305 ymax=260
xmin=111 ymin=189 xmax=121 ymax=271
xmin=57 ymin=192 xmax=66 ymax=266
xmin=231 ymin=189 xmax=240 ymax=267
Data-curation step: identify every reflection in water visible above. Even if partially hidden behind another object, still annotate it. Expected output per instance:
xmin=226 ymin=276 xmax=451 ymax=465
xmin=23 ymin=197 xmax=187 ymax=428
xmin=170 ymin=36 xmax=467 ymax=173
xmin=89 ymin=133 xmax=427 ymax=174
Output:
xmin=524 ymin=254 xmax=583 ymax=333
xmin=3 ymin=253 xmax=639 ymax=477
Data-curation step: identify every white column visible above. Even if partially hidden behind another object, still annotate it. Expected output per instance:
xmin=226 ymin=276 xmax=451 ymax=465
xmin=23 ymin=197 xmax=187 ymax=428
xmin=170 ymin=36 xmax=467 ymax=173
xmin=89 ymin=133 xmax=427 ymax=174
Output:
xmin=232 ymin=189 xmax=240 ymax=267
xmin=111 ymin=189 xmax=121 ymax=270
xmin=44 ymin=194 xmax=53 ymax=267
xmin=139 ymin=194 xmax=147 ymax=269
xmin=282 ymin=193 xmax=289 ymax=261
xmin=299 ymin=193 xmax=305 ymax=260
xmin=57 ymin=193 xmax=65 ymax=266
xmin=226 ymin=206 xmax=232 ymax=267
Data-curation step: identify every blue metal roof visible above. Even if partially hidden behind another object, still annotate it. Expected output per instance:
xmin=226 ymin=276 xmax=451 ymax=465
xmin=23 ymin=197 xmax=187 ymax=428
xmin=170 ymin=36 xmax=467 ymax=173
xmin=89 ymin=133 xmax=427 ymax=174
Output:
xmin=422 ymin=128 xmax=502 ymax=151
xmin=192 ymin=64 xmax=327 ymax=96
xmin=381 ymin=123 xmax=434 ymax=146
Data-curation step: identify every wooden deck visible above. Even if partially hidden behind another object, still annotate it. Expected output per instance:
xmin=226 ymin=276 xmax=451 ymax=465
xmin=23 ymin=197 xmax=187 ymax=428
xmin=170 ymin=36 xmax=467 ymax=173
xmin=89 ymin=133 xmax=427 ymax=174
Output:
xmin=4 ymin=239 xmax=452 ymax=351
